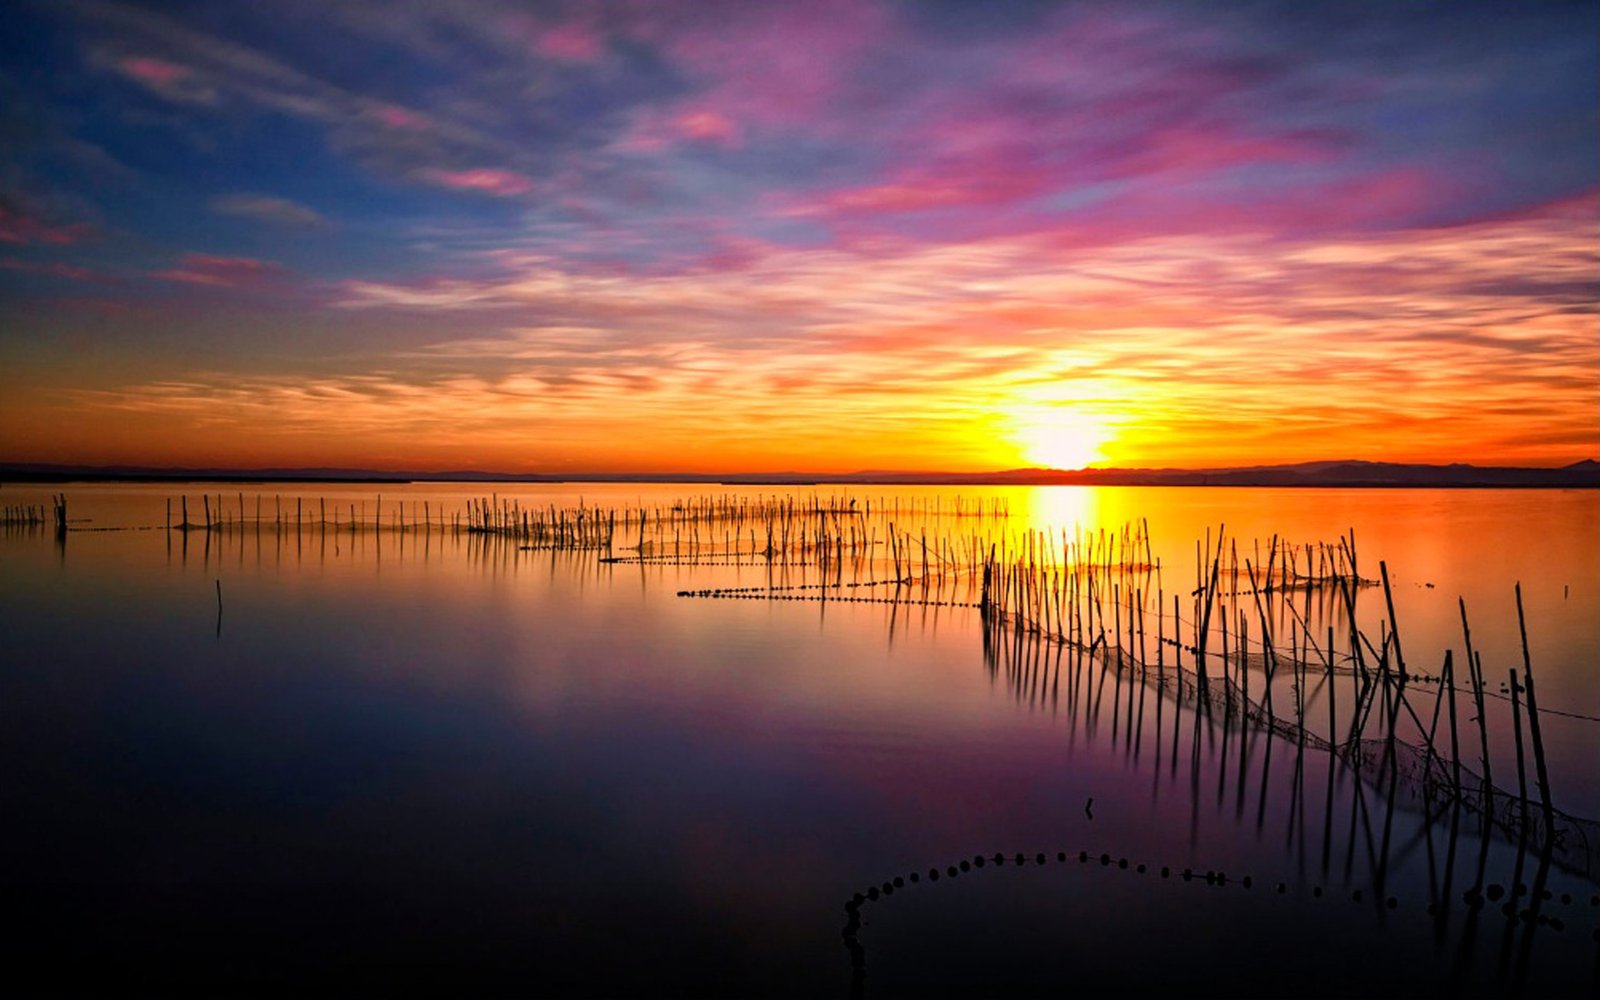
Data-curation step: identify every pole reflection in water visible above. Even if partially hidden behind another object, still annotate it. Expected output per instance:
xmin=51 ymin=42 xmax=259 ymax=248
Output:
xmin=837 ymin=615 xmax=1594 ymax=996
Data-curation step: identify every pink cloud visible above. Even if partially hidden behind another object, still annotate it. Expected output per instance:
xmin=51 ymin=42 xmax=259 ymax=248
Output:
xmin=646 ymin=2 xmax=892 ymax=125
xmin=794 ymin=174 xmax=1049 ymax=218
xmin=372 ymin=104 xmax=430 ymax=130
xmin=0 ymin=258 xmax=99 ymax=281
xmin=534 ymin=23 xmax=604 ymax=62
xmin=499 ymin=11 xmax=606 ymax=63
xmin=117 ymin=55 xmax=189 ymax=87
xmin=675 ymin=111 xmax=738 ymax=145
xmin=1427 ymin=186 xmax=1600 ymax=231
xmin=151 ymin=253 xmax=283 ymax=287
xmin=618 ymin=108 xmax=742 ymax=153
xmin=423 ymin=168 xmax=535 ymax=196
xmin=771 ymin=38 xmax=1345 ymax=230
xmin=1107 ymin=128 xmax=1340 ymax=181
xmin=612 ymin=131 xmax=668 ymax=155
xmin=0 ymin=206 xmax=91 ymax=246
xmin=668 ymin=7 xmax=1338 ymax=236
xmin=111 ymin=54 xmax=216 ymax=104
xmin=605 ymin=0 xmax=893 ymax=154
xmin=1029 ymin=166 xmax=1456 ymax=253
xmin=779 ymin=155 xmax=1458 ymax=257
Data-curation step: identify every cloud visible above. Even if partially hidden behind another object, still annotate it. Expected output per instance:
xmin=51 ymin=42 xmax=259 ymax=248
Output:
xmin=0 ymin=257 xmax=101 ymax=281
xmin=422 ymin=168 xmax=535 ymax=197
xmin=209 ymin=193 xmax=328 ymax=228
xmin=641 ymin=0 xmax=895 ymax=127
xmin=118 ymin=54 xmax=186 ymax=86
xmin=613 ymin=109 xmax=740 ymax=154
xmin=62 ymin=0 xmax=1592 ymax=272
xmin=112 ymin=54 xmax=218 ymax=104
xmin=674 ymin=111 xmax=737 ymax=146
xmin=531 ymin=23 xmax=605 ymax=63
xmin=74 ymin=2 xmax=541 ymax=196
xmin=97 ymin=195 xmax=1573 ymax=468
xmin=371 ymin=105 xmax=430 ymax=131
xmin=337 ymin=277 xmax=517 ymax=310
xmin=150 ymin=252 xmax=284 ymax=287
xmin=0 ymin=198 xmax=92 ymax=246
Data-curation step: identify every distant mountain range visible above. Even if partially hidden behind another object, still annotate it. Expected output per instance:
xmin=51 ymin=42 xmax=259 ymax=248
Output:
xmin=2 ymin=459 xmax=1596 ymax=488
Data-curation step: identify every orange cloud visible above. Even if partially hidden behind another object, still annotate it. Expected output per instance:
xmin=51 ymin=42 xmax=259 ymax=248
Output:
xmin=10 ymin=194 xmax=1595 ymax=473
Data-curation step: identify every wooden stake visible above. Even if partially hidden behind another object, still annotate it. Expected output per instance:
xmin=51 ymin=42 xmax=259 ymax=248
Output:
xmin=1515 ymin=583 xmax=1557 ymax=838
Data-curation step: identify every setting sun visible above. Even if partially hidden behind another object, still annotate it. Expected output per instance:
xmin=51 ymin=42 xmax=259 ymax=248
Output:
xmin=1012 ymin=408 xmax=1112 ymax=470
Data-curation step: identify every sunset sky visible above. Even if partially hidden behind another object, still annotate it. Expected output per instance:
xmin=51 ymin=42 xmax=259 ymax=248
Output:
xmin=1 ymin=0 xmax=1595 ymax=473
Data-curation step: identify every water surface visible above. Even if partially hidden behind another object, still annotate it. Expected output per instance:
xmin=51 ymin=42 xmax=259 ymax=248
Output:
xmin=2 ymin=483 xmax=1595 ymax=996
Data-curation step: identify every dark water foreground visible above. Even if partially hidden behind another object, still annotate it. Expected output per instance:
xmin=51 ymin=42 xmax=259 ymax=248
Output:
xmin=1 ymin=484 xmax=1595 ymax=996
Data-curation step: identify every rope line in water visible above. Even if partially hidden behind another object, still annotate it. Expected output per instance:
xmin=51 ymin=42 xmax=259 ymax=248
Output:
xmin=840 ymin=845 xmax=1600 ymax=973
xmin=678 ymin=590 xmax=982 ymax=608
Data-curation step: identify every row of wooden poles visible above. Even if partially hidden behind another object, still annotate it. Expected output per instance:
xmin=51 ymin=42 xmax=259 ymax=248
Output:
xmin=1 ymin=494 xmax=67 ymax=535
xmin=155 ymin=491 xmax=1018 ymax=566
xmin=976 ymin=524 xmax=1564 ymax=850
xmin=2 ymin=501 xmax=50 ymax=527
xmin=64 ymin=489 xmax=1353 ymax=605
xmin=628 ymin=517 xmax=1382 ymax=643
xmin=611 ymin=516 xmax=1154 ymax=584
xmin=617 ymin=518 xmax=1014 ymax=577
xmin=3 ymin=492 xmax=71 ymax=534
xmin=166 ymin=493 xmax=613 ymax=547
xmin=160 ymin=492 xmax=1004 ymax=530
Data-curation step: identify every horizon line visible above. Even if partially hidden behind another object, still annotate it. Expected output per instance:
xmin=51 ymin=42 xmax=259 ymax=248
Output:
xmin=3 ymin=456 xmax=1596 ymax=488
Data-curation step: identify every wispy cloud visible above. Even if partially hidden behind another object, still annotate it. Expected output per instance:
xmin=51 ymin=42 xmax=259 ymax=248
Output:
xmin=0 ymin=257 xmax=103 ymax=281
xmin=209 ymin=193 xmax=327 ymax=228
xmin=150 ymin=252 xmax=284 ymax=287
xmin=77 ymin=194 xmax=1595 ymax=469
xmin=529 ymin=22 xmax=605 ymax=63
xmin=0 ymin=200 xmax=92 ymax=245
xmin=421 ymin=169 xmax=535 ymax=197
xmin=74 ymin=0 xmax=541 ymax=194
xmin=112 ymin=54 xmax=217 ymax=104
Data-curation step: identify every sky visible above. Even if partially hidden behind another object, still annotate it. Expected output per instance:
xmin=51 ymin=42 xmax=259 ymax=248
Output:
xmin=0 ymin=0 xmax=1595 ymax=474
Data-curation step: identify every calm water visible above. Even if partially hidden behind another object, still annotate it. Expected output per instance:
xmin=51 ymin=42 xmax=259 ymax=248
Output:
xmin=2 ymin=483 xmax=1596 ymax=996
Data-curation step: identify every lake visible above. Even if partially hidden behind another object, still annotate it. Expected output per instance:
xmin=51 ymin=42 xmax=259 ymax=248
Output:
xmin=2 ymin=482 xmax=1596 ymax=996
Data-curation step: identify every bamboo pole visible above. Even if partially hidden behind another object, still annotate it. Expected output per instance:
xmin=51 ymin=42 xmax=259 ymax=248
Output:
xmin=1515 ymin=583 xmax=1556 ymax=839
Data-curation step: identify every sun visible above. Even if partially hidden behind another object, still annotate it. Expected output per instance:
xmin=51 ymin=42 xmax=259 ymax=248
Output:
xmin=1011 ymin=409 xmax=1111 ymax=470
